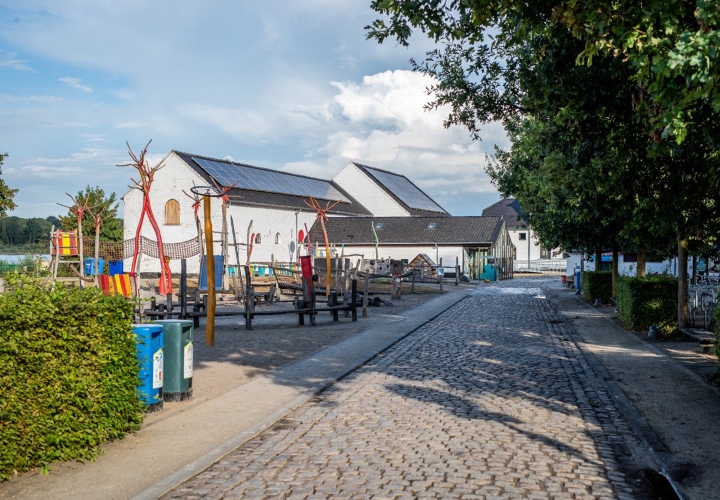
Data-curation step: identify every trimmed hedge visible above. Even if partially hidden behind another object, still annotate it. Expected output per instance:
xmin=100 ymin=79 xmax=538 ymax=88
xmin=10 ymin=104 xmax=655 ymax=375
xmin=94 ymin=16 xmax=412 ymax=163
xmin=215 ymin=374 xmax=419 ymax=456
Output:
xmin=0 ymin=275 xmax=144 ymax=480
xmin=581 ymin=271 xmax=613 ymax=304
xmin=615 ymin=275 xmax=677 ymax=333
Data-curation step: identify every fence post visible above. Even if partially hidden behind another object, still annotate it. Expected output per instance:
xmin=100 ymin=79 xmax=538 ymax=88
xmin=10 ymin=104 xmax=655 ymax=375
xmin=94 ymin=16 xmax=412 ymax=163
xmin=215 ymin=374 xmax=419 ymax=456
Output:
xmin=363 ymin=273 xmax=369 ymax=318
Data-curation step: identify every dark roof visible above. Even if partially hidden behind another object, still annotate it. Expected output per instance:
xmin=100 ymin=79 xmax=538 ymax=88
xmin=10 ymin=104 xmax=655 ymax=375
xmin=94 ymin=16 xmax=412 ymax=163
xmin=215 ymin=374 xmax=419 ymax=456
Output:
xmin=481 ymin=198 xmax=527 ymax=230
xmin=308 ymin=216 xmax=504 ymax=245
xmin=350 ymin=162 xmax=449 ymax=216
xmin=173 ymin=151 xmax=371 ymax=216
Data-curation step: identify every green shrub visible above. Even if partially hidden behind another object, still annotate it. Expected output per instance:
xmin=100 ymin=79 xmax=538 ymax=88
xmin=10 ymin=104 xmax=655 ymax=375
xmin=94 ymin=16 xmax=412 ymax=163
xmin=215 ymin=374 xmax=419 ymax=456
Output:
xmin=0 ymin=275 xmax=143 ymax=480
xmin=615 ymin=275 xmax=677 ymax=333
xmin=581 ymin=271 xmax=613 ymax=303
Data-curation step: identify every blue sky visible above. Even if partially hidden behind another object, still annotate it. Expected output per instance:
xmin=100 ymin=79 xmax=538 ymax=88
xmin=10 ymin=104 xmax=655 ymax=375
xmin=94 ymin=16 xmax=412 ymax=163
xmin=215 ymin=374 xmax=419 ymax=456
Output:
xmin=0 ymin=1 xmax=507 ymax=220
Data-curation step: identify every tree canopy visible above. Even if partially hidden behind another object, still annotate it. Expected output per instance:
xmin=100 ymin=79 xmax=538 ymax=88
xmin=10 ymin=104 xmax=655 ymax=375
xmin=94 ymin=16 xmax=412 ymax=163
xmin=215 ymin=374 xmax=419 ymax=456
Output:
xmin=367 ymin=0 xmax=720 ymax=143
xmin=0 ymin=153 xmax=18 ymax=217
xmin=58 ymin=186 xmax=123 ymax=242
xmin=367 ymin=0 xmax=720 ymax=326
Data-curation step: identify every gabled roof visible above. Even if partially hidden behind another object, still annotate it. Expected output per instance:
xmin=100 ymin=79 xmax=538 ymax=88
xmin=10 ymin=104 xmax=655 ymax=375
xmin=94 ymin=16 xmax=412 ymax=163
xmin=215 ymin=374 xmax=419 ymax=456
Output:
xmin=481 ymin=198 xmax=527 ymax=230
xmin=308 ymin=216 xmax=504 ymax=245
xmin=350 ymin=162 xmax=448 ymax=216
xmin=173 ymin=151 xmax=371 ymax=216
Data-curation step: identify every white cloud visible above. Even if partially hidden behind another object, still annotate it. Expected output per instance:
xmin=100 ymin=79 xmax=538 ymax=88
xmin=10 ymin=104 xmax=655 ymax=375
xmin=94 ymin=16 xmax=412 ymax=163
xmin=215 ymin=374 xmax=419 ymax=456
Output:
xmin=6 ymin=165 xmax=84 ymax=178
xmin=115 ymin=121 xmax=146 ymax=129
xmin=0 ymin=52 xmax=33 ymax=71
xmin=288 ymin=70 xmax=508 ymax=214
xmin=0 ymin=94 xmax=63 ymax=104
xmin=59 ymin=77 xmax=93 ymax=93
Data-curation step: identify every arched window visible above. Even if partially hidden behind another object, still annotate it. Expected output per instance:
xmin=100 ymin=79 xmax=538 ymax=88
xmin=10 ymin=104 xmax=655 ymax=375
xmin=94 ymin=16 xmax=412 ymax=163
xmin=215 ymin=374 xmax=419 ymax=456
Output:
xmin=275 ymin=232 xmax=281 ymax=245
xmin=255 ymin=234 xmax=262 ymax=244
xmin=164 ymin=199 xmax=180 ymax=225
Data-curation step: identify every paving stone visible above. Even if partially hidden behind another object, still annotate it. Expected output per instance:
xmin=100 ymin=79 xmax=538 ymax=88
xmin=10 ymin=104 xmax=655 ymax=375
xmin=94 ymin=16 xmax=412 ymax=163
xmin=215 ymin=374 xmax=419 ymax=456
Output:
xmin=161 ymin=278 xmax=640 ymax=499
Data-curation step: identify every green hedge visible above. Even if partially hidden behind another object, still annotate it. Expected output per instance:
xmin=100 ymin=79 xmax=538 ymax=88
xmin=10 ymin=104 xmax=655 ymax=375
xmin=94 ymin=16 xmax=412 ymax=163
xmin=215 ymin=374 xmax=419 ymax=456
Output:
xmin=615 ymin=275 xmax=677 ymax=333
xmin=581 ymin=271 xmax=613 ymax=304
xmin=0 ymin=275 xmax=144 ymax=480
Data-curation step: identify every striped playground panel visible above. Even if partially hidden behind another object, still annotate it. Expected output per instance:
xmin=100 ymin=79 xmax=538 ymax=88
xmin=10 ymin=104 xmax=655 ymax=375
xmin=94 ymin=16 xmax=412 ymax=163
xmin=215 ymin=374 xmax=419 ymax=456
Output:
xmin=52 ymin=231 xmax=79 ymax=256
xmin=98 ymin=273 xmax=133 ymax=298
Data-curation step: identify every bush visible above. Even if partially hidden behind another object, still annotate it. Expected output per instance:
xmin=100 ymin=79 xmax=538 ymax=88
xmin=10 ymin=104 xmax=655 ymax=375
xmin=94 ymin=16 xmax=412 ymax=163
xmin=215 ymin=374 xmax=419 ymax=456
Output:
xmin=0 ymin=275 xmax=144 ymax=480
xmin=581 ymin=271 xmax=613 ymax=303
xmin=615 ymin=275 xmax=677 ymax=333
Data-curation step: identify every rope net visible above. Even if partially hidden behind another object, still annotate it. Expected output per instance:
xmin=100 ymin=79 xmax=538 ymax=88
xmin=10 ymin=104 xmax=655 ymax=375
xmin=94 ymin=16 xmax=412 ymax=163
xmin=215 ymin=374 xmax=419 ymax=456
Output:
xmin=82 ymin=236 xmax=202 ymax=261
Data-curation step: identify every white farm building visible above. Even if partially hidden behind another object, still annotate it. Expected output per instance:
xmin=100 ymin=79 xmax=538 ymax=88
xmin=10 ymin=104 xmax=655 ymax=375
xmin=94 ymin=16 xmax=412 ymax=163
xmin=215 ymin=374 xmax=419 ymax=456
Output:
xmin=122 ymin=151 xmax=514 ymax=281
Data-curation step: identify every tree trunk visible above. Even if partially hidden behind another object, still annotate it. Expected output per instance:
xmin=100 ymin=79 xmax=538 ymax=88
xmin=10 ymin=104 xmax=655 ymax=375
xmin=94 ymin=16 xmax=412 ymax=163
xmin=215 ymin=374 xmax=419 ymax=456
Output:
xmin=594 ymin=248 xmax=603 ymax=272
xmin=612 ymin=245 xmax=619 ymax=298
xmin=677 ymin=238 xmax=689 ymax=328
xmin=636 ymin=244 xmax=647 ymax=277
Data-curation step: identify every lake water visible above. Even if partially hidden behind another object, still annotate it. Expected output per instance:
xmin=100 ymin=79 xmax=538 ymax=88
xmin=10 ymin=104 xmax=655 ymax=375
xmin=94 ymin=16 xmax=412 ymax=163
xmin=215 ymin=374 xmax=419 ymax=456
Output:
xmin=0 ymin=254 xmax=51 ymax=263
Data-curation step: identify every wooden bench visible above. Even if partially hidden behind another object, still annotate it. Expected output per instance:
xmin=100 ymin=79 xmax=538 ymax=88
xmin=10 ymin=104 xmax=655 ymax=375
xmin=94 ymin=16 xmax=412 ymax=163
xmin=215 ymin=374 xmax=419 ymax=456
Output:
xmin=679 ymin=327 xmax=716 ymax=353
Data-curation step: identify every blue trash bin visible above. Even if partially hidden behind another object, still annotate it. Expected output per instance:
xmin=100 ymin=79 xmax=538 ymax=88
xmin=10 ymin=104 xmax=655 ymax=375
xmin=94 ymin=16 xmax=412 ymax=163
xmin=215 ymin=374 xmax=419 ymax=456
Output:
xmin=84 ymin=257 xmax=105 ymax=276
xmin=575 ymin=270 xmax=582 ymax=291
xmin=109 ymin=260 xmax=123 ymax=276
xmin=133 ymin=324 xmax=164 ymax=412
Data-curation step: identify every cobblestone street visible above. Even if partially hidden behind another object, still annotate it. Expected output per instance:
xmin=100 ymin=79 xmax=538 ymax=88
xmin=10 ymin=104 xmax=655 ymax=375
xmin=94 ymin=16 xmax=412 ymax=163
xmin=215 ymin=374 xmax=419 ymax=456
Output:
xmin=163 ymin=278 xmax=642 ymax=499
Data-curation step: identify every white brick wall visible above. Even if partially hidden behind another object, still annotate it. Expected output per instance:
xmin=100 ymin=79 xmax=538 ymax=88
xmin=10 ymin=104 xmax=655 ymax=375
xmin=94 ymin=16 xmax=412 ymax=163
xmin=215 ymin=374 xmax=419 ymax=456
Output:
xmin=333 ymin=163 xmax=410 ymax=216
xmin=122 ymin=152 xmax=319 ymax=276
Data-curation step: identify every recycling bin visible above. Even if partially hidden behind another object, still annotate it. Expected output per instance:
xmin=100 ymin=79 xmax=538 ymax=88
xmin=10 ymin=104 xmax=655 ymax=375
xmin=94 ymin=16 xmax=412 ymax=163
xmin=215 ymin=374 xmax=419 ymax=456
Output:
xmin=109 ymin=260 xmax=123 ymax=276
xmin=575 ymin=270 xmax=582 ymax=291
xmin=153 ymin=320 xmax=194 ymax=402
xmin=133 ymin=324 xmax=164 ymax=412
xmin=84 ymin=257 xmax=105 ymax=276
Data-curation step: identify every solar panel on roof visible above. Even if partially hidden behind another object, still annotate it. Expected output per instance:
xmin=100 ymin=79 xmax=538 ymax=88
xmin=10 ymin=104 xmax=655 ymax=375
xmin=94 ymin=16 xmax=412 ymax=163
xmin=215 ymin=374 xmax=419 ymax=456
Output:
xmin=192 ymin=157 xmax=350 ymax=203
xmin=365 ymin=167 xmax=445 ymax=212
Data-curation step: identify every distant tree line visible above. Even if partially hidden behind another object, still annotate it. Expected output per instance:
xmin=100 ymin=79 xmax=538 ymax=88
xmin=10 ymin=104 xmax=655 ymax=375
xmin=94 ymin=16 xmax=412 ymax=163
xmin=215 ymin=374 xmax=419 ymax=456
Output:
xmin=0 ymin=186 xmax=123 ymax=249
xmin=0 ymin=216 xmax=60 ymax=247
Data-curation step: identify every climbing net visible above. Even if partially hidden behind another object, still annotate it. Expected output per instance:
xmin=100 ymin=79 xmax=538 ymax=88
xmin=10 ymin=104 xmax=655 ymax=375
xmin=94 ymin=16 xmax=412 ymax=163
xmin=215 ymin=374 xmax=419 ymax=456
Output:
xmin=82 ymin=236 xmax=202 ymax=262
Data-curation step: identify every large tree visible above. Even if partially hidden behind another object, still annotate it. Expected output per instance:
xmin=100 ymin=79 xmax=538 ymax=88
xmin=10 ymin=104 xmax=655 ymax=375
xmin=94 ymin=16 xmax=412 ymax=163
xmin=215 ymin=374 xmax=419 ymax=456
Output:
xmin=367 ymin=1 xmax=720 ymax=326
xmin=0 ymin=153 xmax=18 ymax=217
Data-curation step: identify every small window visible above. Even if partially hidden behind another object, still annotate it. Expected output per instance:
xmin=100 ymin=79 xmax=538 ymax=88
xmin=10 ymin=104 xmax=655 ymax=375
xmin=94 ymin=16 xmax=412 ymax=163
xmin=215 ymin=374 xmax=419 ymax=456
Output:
xmin=375 ymin=222 xmax=383 ymax=229
xmin=275 ymin=232 xmax=281 ymax=244
xmin=518 ymin=232 xmax=527 ymax=241
xmin=164 ymin=199 xmax=180 ymax=225
xmin=427 ymin=222 xmax=436 ymax=229
xmin=255 ymin=234 xmax=262 ymax=244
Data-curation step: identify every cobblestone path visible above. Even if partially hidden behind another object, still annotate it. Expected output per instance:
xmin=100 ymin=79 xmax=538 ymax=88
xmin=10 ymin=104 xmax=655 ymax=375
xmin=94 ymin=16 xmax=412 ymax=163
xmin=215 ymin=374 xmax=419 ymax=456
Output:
xmin=164 ymin=279 xmax=640 ymax=499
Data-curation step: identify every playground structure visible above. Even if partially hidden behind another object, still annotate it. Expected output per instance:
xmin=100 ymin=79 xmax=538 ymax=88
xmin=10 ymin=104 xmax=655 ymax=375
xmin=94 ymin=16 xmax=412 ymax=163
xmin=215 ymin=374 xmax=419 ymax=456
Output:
xmin=47 ymin=141 xmax=462 ymax=337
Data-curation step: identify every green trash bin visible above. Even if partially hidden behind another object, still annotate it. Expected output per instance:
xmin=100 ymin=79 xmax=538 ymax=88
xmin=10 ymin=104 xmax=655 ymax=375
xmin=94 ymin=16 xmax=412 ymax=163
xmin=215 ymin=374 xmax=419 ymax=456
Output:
xmin=153 ymin=320 xmax=194 ymax=402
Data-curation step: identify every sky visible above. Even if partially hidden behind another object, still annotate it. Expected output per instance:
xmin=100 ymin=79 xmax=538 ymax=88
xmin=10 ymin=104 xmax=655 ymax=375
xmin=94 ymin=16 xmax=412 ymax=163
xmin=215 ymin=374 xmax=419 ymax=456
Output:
xmin=0 ymin=0 xmax=508 ymax=220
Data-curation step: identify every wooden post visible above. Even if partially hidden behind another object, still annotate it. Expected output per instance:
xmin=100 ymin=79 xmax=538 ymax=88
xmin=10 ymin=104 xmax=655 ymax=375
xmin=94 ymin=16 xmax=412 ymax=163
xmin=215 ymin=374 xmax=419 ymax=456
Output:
xmin=166 ymin=293 xmax=173 ymax=319
xmin=204 ymin=195 xmax=215 ymax=346
xmin=343 ymin=258 xmax=350 ymax=317
xmin=330 ymin=292 xmax=339 ymax=321
xmin=439 ymin=257 xmax=443 ymax=292
xmin=221 ymin=202 xmax=229 ymax=292
xmin=351 ymin=279 xmax=357 ymax=321
xmin=180 ymin=259 xmax=187 ymax=318
xmin=363 ymin=273 xmax=369 ymax=318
